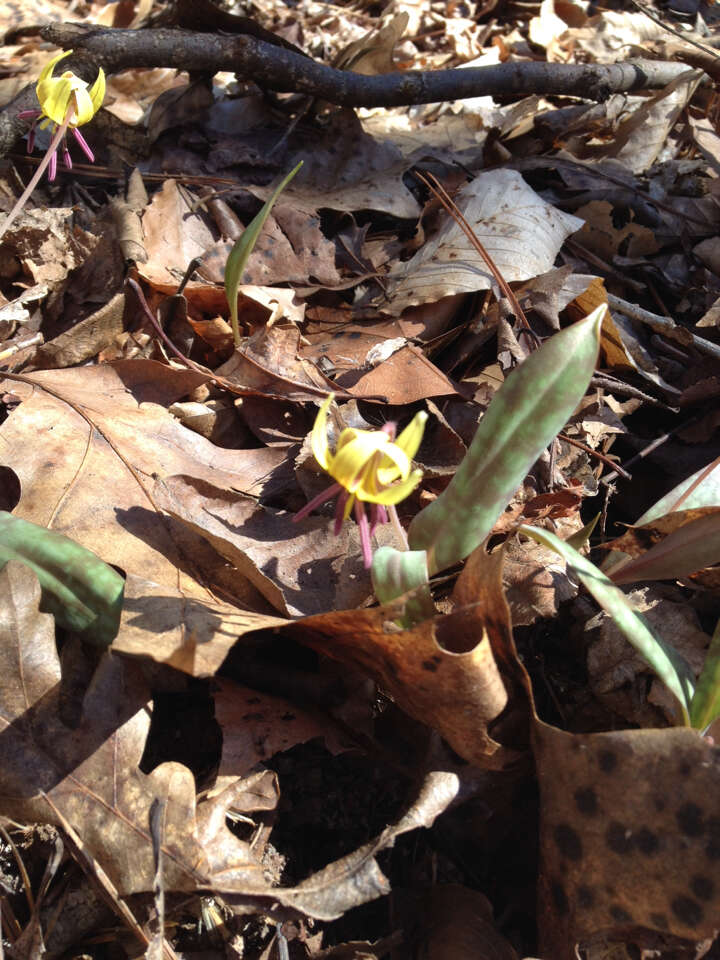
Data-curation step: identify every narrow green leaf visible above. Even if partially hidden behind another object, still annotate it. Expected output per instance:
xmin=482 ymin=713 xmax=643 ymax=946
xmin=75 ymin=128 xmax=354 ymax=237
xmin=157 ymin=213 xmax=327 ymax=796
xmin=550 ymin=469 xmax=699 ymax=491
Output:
xmin=689 ymin=619 xmax=720 ymax=731
xmin=0 ymin=512 xmax=124 ymax=647
xmin=566 ymin=513 xmax=600 ymax=551
xmin=520 ymin=524 xmax=694 ymax=724
xmin=371 ymin=546 xmax=434 ymax=626
xmin=636 ymin=457 xmax=720 ymax=525
xmin=610 ymin=512 xmax=720 ymax=585
xmin=408 ymin=308 xmax=603 ymax=575
xmin=224 ymin=160 xmax=303 ymax=346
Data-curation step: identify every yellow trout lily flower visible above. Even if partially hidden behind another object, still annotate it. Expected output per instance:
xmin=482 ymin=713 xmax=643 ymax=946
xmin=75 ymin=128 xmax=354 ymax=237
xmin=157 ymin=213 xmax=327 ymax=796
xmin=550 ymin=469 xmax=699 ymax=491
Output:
xmin=36 ymin=50 xmax=106 ymax=127
xmin=294 ymin=394 xmax=428 ymax=568
xmin=1 ymin=50 xmax=106 ymax=240
xmin=18 ymin=49 xmax=105 ymax=181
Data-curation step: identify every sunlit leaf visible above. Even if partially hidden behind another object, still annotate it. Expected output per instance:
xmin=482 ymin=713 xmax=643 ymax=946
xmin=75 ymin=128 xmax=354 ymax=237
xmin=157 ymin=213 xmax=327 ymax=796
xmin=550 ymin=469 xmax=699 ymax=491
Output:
xmin=609 ymin=512 xmax=720 ymax=584
xmin=408 ymin=308 xmax=603 ymax=576
xmin=690 ymin=619 xmax=720 ymax=732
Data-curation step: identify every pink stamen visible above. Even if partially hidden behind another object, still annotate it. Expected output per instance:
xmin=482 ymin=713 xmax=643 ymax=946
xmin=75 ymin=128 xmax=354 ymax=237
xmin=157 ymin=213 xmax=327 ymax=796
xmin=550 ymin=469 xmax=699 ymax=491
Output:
xmin=355 ymin=500 xmax=373 ymax=569
xmin=48 ymin=149 xmax=57 ymax=182
xmin=62 ymin=143 xmax=72 ymax=170
xmin=381 ymin=421 xmax=397 ymax=438
xmin=292 ymin=481 xmax=343 ymax=523
xmin=72 ymin=127 xmax=94 ymax=163
xmin=17 ymin=110 xmax=41 ymax=120
xmin=334 ymin=489 xmax=350 ymax=535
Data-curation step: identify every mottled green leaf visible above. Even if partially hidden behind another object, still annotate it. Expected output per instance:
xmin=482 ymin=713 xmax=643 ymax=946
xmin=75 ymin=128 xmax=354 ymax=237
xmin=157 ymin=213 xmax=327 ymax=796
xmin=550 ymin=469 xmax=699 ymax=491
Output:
xmin=408 ymin=308 xmax=603 ymax=575
xmin=0 ymin=512 xmax=124 ymax=647
xmin=520 ymin=524 xmax=694 ymax=725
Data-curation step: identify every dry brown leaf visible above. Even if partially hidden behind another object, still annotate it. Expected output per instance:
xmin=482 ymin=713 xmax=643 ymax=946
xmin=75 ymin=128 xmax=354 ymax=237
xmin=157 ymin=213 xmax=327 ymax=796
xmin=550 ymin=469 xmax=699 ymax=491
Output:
xmin=0 ymin=561 xmax=269 ymax=896
xmin=113 ymin=575 xmax=289 ymax=675
xmin=382 ymin=170 xmax=583 ymax=315
xmin=215 ymin=678 xmax=340 ymax=778
xmin=573 ymin=201 xmax=659 ymax=262
xmin=139 ymin=179 xmax=215 ymax=290
xmin=584 ymin=586 xmax=708 ymax=726
xmin=397 ymin=884 xmax=519 ymax=960
xmin=199 ymin=205 xmax=340 ymax=288
xmin=246 ymin=110 xmax=420 ymax=219
xmin=216 ymin=322 xmax=340 ymax=403
xmin=605 ymin=71 xmax=702 ymax=174
xmin=292 ymin=550 xmax=524 ymax=767
xmin=0 ymin=361 xmax=291 ymax=604
xmin=150 ymin=473 xmax=396 ymax=616
xmin=334 ymin=343 xmax=459 ymax=404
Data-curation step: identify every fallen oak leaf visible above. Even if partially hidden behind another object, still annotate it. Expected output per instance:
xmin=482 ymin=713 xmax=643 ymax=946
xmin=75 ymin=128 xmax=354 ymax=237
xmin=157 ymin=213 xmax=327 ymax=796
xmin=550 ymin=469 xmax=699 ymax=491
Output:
xmin=0 ymin=561 xmax=270 ymax=896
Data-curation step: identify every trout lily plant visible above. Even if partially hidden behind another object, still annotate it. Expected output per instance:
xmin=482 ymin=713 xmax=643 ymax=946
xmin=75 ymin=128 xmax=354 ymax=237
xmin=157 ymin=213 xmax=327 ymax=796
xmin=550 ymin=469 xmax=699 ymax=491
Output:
xmin=294 ymin=395 xmax=428 ymax=568
xmin=0 ymin=50 xmax=105 ymax=240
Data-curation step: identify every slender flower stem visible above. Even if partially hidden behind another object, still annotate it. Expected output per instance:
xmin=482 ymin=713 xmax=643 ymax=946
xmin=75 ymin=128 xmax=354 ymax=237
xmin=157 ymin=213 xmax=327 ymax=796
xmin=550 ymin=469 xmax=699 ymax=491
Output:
xmin=0 ymin=109 xmax=74 ymax=241
xmin=388 ymin=504 xmax=409 ymax=551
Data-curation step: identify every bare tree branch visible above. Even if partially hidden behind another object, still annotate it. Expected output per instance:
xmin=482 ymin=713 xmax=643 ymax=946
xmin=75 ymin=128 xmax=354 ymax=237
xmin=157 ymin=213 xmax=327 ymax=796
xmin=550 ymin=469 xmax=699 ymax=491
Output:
xmin=41 ymin=23 xmax=695 ymax=109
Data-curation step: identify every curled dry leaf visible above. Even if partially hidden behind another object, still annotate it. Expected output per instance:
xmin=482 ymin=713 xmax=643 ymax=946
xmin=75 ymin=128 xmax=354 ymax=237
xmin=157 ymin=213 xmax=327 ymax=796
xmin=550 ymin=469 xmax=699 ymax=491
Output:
xmin=291 ymin=550 xmax=525 ymax=767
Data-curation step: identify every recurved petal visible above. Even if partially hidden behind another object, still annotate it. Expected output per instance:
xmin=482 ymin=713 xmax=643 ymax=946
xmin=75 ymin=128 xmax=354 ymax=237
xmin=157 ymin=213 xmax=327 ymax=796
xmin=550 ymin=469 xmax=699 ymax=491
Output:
xmin=89 ymin=68 xmax=106 ymax=115
xmin=311 ymin=394 xmax=334 ymax=471
xmin=356 ymin=468 xmax=423 ymax=505
xmin=395 ymin=410 xmax=428 ymax=460
xmin=71 ymin=82 xmax=103 ymax=125
xmin=38 ymin=49 xmax=72 ymax=85
xmin=374 ymin=442 xmax=413 ymax=486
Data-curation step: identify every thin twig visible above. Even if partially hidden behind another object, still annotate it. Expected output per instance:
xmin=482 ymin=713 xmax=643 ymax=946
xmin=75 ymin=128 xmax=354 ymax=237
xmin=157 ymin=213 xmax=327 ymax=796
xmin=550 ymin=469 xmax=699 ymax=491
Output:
xmin=607 ymin=293 xmax=720 ymax=361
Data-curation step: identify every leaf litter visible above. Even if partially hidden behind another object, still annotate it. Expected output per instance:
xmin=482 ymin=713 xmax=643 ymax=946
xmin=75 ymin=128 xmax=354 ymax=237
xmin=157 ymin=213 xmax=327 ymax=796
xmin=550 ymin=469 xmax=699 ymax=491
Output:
xmin=1 ymin=0 xmax=720 ymax=956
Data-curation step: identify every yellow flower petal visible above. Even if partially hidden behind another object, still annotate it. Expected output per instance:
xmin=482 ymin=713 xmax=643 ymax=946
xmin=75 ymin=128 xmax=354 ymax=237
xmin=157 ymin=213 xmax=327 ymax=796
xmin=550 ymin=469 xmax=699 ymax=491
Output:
xmin=329 ymin=432 xmax=392 ymax=492
xmin=36 ymin=49 xmax=105 ymax=127
xmin=311 ymin=394 xmax=334 ymax=471
xmin=38 ymin=50 xmax=73 ymax=85
xmin=395 ymin=410 xmax=428 ymax=460
xmin=89 ymin=69 xmax=106 ymax=115
xmin=356 ymin=469 xmax=423 ymax=505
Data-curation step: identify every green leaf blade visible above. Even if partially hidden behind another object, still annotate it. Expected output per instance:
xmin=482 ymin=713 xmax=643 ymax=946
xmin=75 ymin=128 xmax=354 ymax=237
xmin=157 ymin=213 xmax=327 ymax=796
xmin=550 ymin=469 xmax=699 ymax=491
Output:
xmin=408 ymin=308 xmax=603 ymax=575
xmin=520 ymin=524 xmax=695 ymax=725
xmin=224 ymin=161 xmax=303 ymax=345
xmin=689 ymin=619 xmax=720 ymax=731
xmin=0 ymin=512 xmax=125 ymax=647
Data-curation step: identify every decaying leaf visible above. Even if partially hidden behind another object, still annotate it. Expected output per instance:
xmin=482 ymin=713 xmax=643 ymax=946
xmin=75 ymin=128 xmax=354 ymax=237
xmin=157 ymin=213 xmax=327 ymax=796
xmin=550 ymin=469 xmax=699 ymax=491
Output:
xmin=534 ymin=721 xmax=720 ymax=958
xmin=0 ymin=561 xmax=270 ymax=896
xmin=382 ymin=170 xmax=583 ymax=315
